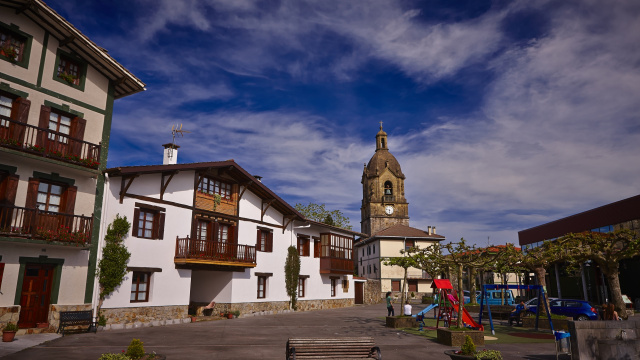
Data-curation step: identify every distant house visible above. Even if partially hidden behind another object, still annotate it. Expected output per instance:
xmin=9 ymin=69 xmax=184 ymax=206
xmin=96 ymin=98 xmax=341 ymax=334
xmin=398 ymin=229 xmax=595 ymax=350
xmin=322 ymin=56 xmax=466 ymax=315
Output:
xmin=0 ymin=0 xmax=144 ymax=330
xmin=97 ymin=149 xmax=358 ymax=327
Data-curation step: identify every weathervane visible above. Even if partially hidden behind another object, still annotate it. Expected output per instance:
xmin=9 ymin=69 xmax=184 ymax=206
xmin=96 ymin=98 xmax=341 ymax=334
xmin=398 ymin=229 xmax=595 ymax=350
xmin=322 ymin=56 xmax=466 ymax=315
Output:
xmin=168 ymin=123 xmax=190 ymax=160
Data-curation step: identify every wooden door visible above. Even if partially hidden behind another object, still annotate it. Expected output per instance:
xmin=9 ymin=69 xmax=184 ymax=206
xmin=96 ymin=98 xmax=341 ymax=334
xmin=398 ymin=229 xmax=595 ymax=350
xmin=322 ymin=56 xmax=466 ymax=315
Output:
xmin=355 ymin=281 xmax=364 ymax=305
xmin=18 ymin=264 xmax=54 ymax=328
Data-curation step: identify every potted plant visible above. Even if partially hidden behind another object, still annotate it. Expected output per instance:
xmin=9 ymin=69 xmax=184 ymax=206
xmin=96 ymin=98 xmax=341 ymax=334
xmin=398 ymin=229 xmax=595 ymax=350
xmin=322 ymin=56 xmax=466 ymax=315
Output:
xmin=1 ymin=46 xmax=17 ymax=61
xmin=59 ymin=72 xmax=77 ymax=84
xmin=227 ymin=312 xmax=233 ymax=319
xmin=2 ymin=322 xmax=19 ymax=342
xmin=233 ymin=310 xmax=240 ymax=318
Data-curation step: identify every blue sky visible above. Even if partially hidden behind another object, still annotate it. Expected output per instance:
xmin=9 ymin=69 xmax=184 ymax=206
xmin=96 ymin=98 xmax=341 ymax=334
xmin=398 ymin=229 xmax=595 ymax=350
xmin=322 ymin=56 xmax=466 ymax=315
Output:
xmin=47 ymin=0 xmax=640 ymax=246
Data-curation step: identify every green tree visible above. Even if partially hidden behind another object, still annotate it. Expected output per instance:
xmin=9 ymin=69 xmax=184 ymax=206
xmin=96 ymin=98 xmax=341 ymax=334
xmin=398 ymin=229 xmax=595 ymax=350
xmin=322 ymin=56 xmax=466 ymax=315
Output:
xmin=383 ymin=249 xmax=419 ymax=310
xmin=284 ymin=246 xmax=301 ymax=310
xmin=406 ymin=244 xmax=443 ymax=297
xmin=96 ymin=215 xmax=131 ymax=315
xmin=556 ymin=229 xmax=640 ymax=319
xmin=294 ymin=203 xmax=352 ymax=230
xmin=509 ymin=241 xmax=561 ymax=312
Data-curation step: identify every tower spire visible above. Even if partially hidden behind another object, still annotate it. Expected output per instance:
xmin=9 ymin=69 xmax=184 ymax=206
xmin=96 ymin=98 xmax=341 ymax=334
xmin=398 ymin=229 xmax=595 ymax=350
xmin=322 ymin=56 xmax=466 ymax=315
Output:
xmin=376 ymin=123 xmax=388 ymax=151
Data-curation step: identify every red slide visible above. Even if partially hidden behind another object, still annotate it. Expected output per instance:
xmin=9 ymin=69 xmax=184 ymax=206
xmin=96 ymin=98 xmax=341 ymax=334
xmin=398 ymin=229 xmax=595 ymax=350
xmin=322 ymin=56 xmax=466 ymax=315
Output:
xmin=448 ymin=294 xmax=484 ymax=331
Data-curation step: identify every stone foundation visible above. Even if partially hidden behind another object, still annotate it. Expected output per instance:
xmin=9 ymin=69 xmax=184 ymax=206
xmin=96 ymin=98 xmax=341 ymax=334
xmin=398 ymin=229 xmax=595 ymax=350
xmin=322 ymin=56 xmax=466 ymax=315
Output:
xmin=192 ymin=298 xmax=355 ymax=319
xmin=100 ymin=305 xmax=189 ymax=330
xmin=1 ymin=304 xmax=91 ymax=333
xmin=0 ymin=306 xmax=20 ymax=329
xmin=363 ymin=280 xmax=382 ymax=305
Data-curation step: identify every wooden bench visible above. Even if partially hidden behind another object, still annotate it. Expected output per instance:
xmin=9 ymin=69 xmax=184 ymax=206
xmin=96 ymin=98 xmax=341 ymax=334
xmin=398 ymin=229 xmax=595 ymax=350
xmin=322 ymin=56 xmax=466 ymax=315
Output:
xmin=286 ymin=337 xmax=381 ymax=359
xmin=58 ymin=310 xmax=97 ymax=336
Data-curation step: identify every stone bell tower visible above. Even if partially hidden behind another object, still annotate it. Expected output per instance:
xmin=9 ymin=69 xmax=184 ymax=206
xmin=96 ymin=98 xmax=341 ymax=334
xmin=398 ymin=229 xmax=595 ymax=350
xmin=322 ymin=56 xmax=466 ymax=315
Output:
xmin=361 ymin=124 xmax=409 ymax=235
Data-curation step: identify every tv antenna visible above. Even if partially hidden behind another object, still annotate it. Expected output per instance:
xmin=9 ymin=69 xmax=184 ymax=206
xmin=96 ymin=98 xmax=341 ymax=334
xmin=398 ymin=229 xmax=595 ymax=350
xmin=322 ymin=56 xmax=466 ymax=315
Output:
xmin=168 ymin=123 xmax=190 ymax=160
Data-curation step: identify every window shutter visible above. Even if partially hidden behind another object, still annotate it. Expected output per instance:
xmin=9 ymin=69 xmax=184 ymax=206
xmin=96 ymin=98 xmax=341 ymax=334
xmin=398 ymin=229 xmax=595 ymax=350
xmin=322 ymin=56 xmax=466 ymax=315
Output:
xmin=10 ymin=98 xmax=30 ymax=144
xmin=267 ymin=231 xmax=273 ymax=252
xmin=156 ymin=212 xmax=165 ymax=240
xmin=132 ymin=208 xmax=140 ymax=237
xmin=1 ymin=175 xmax=19 ymax=205
xmin=62 ymin=185 xmax=77 ymax=214
xmin=228 ymin=225 xmax=235 ymax=244
xmin=37 ymin=106 xmax=51 ymax=147
xmin=213 ymin=222 xmax=219 ymax=242
xmin=256 ymin=229 xmax=262 ymax=249
xmin=25 ymin=177 xmax=40 ymax=209
xmin=69 ymin=117 xmax=87 ymax=156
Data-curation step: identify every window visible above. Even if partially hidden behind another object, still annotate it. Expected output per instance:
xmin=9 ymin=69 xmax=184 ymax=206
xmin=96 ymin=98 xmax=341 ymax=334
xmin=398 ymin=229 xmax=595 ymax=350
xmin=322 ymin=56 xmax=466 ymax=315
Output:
xmin=195 ymin=219 xmax=235 ymax=243
xmin=342 ymin=279 xmax=349 ymax=293
xmin=313 ymin=237 xmax=320 ymax=258
xmin=198 ymin=176 xmax=232 ymax=200
xmin=320 ymin=233 xmax=352 ymax=260
xmin=373 ymin=244 xmax=375 ymax=254
xmin=218 ymin=223 xmax=231 ymax=242
xmin=48 ymin=110 xmax=71 ymax=146
xmin=384 ymin=181 xmax=393 ymax=195
xmin=297 ymin=236 xmax=310 ymax=257
xmin=257 ymin=276 xmax=267 ymax=298
xmin=298 ymin=278 xmax=305 ymax=298
xmin=373 ymin=265 xmax=377 ymax=274
xmin=0 ymin=27 xmax=26 ymax=63
xmin=36 ymin=181 xmax=62 ymax=212
xmin=0 ymin=94 xmax=11 ymax=127
xmin=405 ymin=239 xmax=415 ymax=251
xmin=367 ymin=246 xmax=370 ymax=255
xmin=130 ymin=272 xmax=150 ymax=302
xmin=368 ymin=264 xmax=371 ymax=274
xmin=132 ymin=204 xmax=165 ymax=239
xmin=391 ymin=280 xmax=401 ymax=292
xmin=256 ymin=228 xmax=273 ymax=252
xmin=331 ymin=278 xmax=336 ymax=297
xmin=56 ymin=56 xmax=81 ymax=86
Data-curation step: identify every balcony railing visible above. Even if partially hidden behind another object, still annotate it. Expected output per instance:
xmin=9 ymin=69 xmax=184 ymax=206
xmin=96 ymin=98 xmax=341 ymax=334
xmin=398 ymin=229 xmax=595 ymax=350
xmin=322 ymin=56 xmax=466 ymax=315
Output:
xmin=0 ymin=116 xmax=101 ymax=169
xmin=175 ymin=236 xmax=256 ymax=266
xmin=320 ymin=257 xmax=354 ymax=274
xmin=0 ymin=205 xmax=93 ymax=246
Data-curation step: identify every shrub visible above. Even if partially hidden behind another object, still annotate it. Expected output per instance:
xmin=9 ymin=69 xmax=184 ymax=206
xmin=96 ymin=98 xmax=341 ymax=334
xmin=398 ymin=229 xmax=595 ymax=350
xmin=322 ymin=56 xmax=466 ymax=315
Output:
xmin=475 ymin=349 xmax=503 ymax=360
xmin=461 ymin=335 xmax=476 ymax=355
xmin=125 ymin=338 xmax=145 ymax=360
xmin=98 ymin=354 xmax=130 ymax=360
xmin=3 ymin=322 xmax=19 ymax=331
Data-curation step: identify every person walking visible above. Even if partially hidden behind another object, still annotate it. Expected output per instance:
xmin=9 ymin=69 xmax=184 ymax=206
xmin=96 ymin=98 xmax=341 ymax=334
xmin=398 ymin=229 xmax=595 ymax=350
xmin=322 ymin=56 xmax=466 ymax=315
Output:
xmin=386 ymin=292 xmax=395 ymax=316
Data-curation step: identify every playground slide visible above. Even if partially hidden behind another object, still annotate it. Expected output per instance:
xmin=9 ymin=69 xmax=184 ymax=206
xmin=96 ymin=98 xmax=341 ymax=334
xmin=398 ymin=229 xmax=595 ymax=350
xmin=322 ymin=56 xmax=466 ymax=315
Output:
xmin=414 ymin=303 xmax=438 ymax=317
xmin=451 ymin=302 xmax=484 ymax=331
xmin=447 ymin=293 xmax=484 ymax=331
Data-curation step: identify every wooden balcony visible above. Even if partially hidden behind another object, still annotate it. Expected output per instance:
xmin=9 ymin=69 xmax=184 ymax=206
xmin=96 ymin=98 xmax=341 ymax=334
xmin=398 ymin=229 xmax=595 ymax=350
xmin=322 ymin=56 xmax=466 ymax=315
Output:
xmin=0 ymin=116 xmax=101 ymax=169
xmin=174 ymin=236 xmax=256 ymax=270
xmin=0 ymin=205 xmax=92 ymax=246
xmin=320 ymin=257 xmax=354 ymax=275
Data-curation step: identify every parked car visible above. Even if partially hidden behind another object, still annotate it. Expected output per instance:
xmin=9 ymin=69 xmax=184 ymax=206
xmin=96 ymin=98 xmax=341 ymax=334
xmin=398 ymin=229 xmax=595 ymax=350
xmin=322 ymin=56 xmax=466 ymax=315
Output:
xmin=524 ymin=297 xmax=557 ymax=307
xmin=477 ymin=289 xmax=516 ymax=306
xmin=462 ymin=290 xmax=481 ymax=304
xmin=527 ymin=299 xmax=598 ymax=321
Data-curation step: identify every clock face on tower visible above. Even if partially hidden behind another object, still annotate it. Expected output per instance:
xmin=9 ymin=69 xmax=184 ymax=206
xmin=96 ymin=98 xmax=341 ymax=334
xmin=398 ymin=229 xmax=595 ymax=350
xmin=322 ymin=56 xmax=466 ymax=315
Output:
xmin=385 ymin=205 xmax=394 ymax=215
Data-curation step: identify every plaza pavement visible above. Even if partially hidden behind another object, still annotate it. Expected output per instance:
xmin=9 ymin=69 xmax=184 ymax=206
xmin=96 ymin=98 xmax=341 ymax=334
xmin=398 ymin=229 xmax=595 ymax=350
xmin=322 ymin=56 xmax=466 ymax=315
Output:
xmin=1 ymin=303 xmax=561 ymax=359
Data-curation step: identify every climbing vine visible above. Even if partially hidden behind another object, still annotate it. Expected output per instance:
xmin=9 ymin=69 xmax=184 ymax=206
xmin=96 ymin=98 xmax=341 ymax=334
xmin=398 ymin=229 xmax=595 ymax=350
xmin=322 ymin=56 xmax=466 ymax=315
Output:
xmin=96 ymin=214 xmax=131 ymax=315
xmin=284 ymin=246 xmax=300 ymax=310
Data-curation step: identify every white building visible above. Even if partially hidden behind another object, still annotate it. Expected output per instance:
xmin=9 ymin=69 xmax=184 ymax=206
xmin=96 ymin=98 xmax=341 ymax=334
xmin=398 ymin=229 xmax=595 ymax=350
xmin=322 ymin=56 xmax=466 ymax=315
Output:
xmin=0 ymin=0 xmax=144 ymax=330
xmin=96 ymin=150 xmax=358 ymax=326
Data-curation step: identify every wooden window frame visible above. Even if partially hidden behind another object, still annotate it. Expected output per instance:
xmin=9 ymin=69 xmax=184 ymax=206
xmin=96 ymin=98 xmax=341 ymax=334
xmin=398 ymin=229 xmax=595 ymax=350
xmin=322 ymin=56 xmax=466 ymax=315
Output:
xmin=391 ymin=280 xmax=401 ymax=292
xmin=331 ymin=278 xmax=336 ymax=297
xmin=297 ymin=235 xmax=310 ymax=257
xmin=132 ymin=204 xmax=165 ymax=240
xmin=0 ymin=22 xmax=32 ymax=68
xmin=35 ymin=180 xmax=64 ymax=213
xmin=405 ymin=239 xmax=415 ymax=251
xmin=198 ymin=176 xmax=232 ymax=201
xmin=256 ymin=227 xmax=273 ymax=252
xmin=257 ymin=276 xmax=267 ymax=299
xmin=313 ymin=237 xmax=320 ymax=258
xmin=52 ymin=49 xmax=86 ymax=90
xmin=298 ymin=278 xmax=305 ymax=298
xmin=130 ymin=271 xmax=151 ymax=303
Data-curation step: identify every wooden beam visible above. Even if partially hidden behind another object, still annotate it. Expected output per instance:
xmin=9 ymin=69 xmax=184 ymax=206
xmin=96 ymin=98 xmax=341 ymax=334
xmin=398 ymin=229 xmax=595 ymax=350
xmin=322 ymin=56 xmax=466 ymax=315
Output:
xmin=282 ymin=215 xmax=295 ymax=234
xmin=261 ymin=199 xmax=275 ymax=221
xmin=238 ymin=181 xmax=252 ymax=200
xmin=59 ymin=35 xmax=75 ymax=47
xmin=119 ymin=175 xmax=138 ymax=203
xmin=15 ymin=0 xmax=35 ymax=15
xmin=160 ymin=171 xmax=178 ymax=200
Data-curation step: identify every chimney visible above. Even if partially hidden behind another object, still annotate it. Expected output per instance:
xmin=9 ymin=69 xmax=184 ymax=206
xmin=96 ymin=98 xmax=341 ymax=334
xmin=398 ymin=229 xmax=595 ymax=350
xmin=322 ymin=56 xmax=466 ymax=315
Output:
xmin=432 ymin=226 xmax=436 ymax=235
xmin=254 ymin=175 xmax=262 ymax=182
xmin=427 ymin=226 xmax=432 ymax=235
xmin=162 ymin=143 xmax=179 ymax=165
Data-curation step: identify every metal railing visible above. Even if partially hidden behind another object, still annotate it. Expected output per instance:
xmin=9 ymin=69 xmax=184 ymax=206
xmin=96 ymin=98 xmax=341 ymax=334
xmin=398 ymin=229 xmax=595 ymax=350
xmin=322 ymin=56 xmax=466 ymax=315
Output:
xmin=0 ymin=205 xmax=93 ymax=245
xmin=175 ymin=236 xmax=257 ymax=264
xmin=0 ymin=116 xmax=101 ymax=169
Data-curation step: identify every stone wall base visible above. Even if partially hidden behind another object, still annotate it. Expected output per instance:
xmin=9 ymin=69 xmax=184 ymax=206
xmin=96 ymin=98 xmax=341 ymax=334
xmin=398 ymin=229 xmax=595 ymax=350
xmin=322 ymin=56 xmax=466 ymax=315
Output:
xmin=100 ymin=305 xmax=188 ymax=329
xmin=1 ymin=304 xmax=90 ymax=333
xmin=193 ymin=298 xmax=354 ymax=318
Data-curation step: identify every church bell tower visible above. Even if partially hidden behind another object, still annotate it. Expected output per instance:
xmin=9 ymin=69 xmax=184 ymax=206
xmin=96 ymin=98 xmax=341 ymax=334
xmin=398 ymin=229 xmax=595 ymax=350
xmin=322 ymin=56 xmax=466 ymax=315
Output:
xmin=361 ymin=124 xmax=409 ymax=235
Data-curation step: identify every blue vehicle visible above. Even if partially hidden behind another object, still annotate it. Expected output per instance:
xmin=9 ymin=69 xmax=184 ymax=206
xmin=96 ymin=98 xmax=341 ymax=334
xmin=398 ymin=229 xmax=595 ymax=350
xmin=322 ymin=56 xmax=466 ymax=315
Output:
xmin=527 ymin=299 xmax=598 ymax=321
xmin=478 ymin=289 xmax=515 ymax=306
